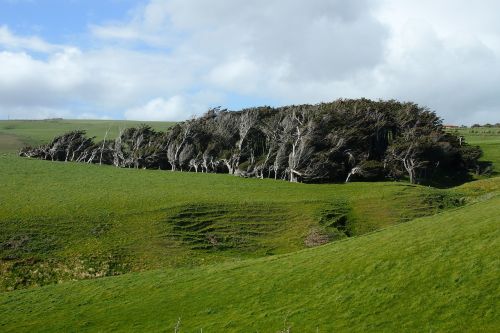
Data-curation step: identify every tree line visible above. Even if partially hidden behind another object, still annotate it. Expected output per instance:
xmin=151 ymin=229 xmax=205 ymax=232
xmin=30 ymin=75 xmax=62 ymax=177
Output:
xmin=19 ymin=99 xmax=483 ymax=184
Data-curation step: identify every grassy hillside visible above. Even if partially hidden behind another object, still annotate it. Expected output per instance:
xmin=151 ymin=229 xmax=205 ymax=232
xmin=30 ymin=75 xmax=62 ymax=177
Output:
xmin=0 ymin=189 xmax=498 ymax=332
xmin=0 ymin=119 xmax=173 ymax=153
xmin=1 ymin=121 xmax=498 ymax=291
xmin=1 ymin=153 xmax=471 ymax=291
xmin=0 ymin=120 xmax=498 ymax=331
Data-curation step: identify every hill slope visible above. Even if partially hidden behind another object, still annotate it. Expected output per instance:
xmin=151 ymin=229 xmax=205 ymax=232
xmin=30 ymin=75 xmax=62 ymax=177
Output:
xmin=0 ymin=192 xmax=498 ymax=332
xmin=0 ymin=153 xmax=470 ymax=291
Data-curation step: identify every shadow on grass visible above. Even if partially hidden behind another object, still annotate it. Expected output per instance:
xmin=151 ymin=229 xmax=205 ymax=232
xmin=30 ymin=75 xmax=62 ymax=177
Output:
xmin=422 ymin=161 xmax=496 ymax=189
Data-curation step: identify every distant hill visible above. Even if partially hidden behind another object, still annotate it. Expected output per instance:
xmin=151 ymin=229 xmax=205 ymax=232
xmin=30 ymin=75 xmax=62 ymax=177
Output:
xmin=0 ymin=119 xmax=174 ymax=153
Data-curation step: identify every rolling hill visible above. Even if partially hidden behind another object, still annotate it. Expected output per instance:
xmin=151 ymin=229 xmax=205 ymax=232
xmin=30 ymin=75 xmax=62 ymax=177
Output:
xmin=0 ymin=120 xmax=498 ymax=332
xmin=0 ymin=184 xmax=498 ymax=332
xmin=1 ymin=152 xmax=473 ymax=291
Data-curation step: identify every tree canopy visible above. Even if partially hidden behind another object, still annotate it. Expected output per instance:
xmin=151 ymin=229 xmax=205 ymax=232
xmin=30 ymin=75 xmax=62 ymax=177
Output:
xmin=20 ymin=99 xmax=482 ymax=184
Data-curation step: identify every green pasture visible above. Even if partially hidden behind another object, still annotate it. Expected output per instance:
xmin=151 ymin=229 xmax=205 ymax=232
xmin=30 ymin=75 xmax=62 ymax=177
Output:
xmin=1 ymin=188 xmax=498 ymax=332
xmin=0 ymin=153 xmax=472 ymax=291
xmin=451 ymin=127 xmax=500 ymax=174
xmin=0 ymin=120 xmax=498 ymax=331
xmin=0 ymin=119 xmax=173 ymax=153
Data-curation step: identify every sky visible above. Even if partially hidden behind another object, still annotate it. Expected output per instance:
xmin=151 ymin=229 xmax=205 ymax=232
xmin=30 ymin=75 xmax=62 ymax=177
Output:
xmin=0 ymin=0 xmax=499 ymax=124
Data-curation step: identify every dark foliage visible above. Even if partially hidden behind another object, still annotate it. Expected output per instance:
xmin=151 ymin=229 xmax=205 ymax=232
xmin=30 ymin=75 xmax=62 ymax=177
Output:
xmin=20 ymin=99 xmax=482 ymax=184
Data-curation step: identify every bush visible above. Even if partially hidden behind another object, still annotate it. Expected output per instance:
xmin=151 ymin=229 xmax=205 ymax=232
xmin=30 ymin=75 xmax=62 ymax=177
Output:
xmin=459 ymin=144 xmax=482 ymax=170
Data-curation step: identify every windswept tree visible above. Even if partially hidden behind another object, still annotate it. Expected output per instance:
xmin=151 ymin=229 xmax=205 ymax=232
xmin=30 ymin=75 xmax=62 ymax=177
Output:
xmin=20 ymin=130 xmax=95 ymax=162
xmin=20 ymin=99 xmax=482 ymax=184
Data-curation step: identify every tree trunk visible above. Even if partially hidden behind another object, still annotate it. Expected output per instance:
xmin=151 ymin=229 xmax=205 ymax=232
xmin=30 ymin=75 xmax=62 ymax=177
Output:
xmin=99 ymin=126 xmax=110 ymax=165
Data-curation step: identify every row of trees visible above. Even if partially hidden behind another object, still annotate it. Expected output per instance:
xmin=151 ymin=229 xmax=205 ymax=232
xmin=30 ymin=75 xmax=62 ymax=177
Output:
xmin=20 ymin=99 xmax=483 ymax=184
xmin=471 ymin=123 xmax=500 ymax=128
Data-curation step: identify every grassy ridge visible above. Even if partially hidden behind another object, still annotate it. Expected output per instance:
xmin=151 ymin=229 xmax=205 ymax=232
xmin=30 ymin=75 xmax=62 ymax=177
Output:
xmin=0 ymin=154 xmax=467 ymax=290
xmin=1 ymin=190 xmax=498 ymax=332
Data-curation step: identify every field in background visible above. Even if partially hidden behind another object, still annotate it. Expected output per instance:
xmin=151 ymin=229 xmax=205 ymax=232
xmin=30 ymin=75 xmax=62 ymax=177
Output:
xmin=451 ymin=126 xmax=500 ymax=174
xmin=0 ymin=119 xmax=173 ymax=153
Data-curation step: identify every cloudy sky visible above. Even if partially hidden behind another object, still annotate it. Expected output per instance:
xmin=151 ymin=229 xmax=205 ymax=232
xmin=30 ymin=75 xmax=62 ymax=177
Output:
xmin=0 ymin=0 xmax=499 ymax=124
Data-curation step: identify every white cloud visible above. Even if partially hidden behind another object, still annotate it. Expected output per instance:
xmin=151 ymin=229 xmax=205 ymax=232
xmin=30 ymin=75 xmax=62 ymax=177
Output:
xmin=370 ymin=0 xmax=500 ymax=124
xmin=125 ymin=91 xmax=224 ymax=121
xmin=89 ymin=0 xmax=177 ymax=47
xmin=0 ymin=49 xmax=84 ymax=107
xmin=125 ymin=96 xmax=189 ymax=121
xmin=0 ymin=25 xmax=65 ymax=53
xmin=92 ymin=0 xmax=388 ymax=83
xmin=0 ymin=34 xmax=205 ymax=119
xmin=92 ymin=0 xmax=500 ymax=124
xmin=1 ymin=1 xmax=500 ymax=124
xmin=0 ymin=105 xmax=73 ymax=120
xmin=76 ymin=113 xmax=112 ymax=120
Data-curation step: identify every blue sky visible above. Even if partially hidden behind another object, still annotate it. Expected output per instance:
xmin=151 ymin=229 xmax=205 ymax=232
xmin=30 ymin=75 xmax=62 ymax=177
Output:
xmin=0 ymin=0 xmax=499 ymax=124
xmin=0 ymin=1 xmax=134 ymax=41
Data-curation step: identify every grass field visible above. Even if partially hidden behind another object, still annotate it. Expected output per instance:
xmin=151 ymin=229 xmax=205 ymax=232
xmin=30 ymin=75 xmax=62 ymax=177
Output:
xmin=451 ymin=127 xmax=500 ymax=175
xmin=0 ymin=119 xmax=173 ymax=153
xmin=1 ymin=153 xmax=473 ymax=291
xmin=0 ymin=184 xmax=498 ymax=332
xmin=0 ymin=120 xmax=498 ymax=331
